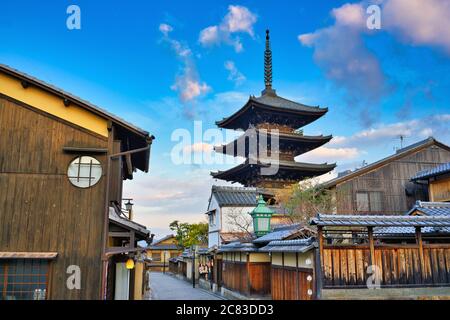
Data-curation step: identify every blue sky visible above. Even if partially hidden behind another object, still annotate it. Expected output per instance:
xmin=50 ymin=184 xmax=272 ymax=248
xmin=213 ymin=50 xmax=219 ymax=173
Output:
xmin=1 ymin=0 xmax=449 ymax=238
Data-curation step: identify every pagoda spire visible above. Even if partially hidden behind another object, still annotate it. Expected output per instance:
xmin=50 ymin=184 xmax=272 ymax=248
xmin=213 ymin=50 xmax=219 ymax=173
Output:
xmin=262 ymin=29 xmax=276 ymax=96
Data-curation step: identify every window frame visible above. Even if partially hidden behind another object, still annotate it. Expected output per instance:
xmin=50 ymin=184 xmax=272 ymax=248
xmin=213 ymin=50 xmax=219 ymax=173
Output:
xmin=67 ymin=155 xmax=103 ymax=188
xmin=0 ymin=259 xmax=50 ymax=300
xmin=355 ymin=190 xmax=384 ymax=213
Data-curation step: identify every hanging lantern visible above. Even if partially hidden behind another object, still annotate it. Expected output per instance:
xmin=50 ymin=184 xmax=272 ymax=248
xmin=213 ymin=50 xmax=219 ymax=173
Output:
xmin=250 ymin=195 xmax=274 ymax=237
xmin=125 ymin=258 xmax=135 ymax=270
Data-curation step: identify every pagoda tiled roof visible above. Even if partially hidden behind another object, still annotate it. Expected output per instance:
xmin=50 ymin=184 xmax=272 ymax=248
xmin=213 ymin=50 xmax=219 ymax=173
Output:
xmin=214 ymin=129 xmax=332 ymax=157
xmin=215 ymin=93 xmax=328 ymax=130
xmin=211 ymin=159 xmax=336 ymax=184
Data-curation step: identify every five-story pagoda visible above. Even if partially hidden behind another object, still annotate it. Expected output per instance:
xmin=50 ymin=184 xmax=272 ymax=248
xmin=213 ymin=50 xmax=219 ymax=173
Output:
xmin=212 ymin=30 xmax=335 ymax=192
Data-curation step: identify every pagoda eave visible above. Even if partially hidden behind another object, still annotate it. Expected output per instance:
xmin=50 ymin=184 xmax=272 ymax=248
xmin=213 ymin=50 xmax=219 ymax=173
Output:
xmin=216 ymin=98 xmax=328 ymax=130
xmin=214 ymin=132 xmax=333 ymax=157
xmin=211 ymin=161 xmax=336 ymax=185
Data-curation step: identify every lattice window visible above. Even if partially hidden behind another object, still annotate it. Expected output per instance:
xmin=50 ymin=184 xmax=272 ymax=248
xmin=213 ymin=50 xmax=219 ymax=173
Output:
xmin=0 ymin=259 xmax=49 ymax=300
xmin=67 ymin=156 xmax=102 ymax=188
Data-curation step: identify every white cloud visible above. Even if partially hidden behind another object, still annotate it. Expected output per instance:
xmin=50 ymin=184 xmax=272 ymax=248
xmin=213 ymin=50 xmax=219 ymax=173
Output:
xmin=159 ymin=23 xmax=211 ymax=103
xmin=223 ymin=5 xmax=257 ymax=36
xmin=384 ymin=0 xmax=450 ymax=54
xmin=158 ymin=23 xmax=173 ymax=36
xmin=199 ymin=26 xmax=220 ymax=45
xmin=296 ymin=147 xmax=361 ymax=163
xmin=224 ymin=60 xmax=246 ymax=85
xmin=297 ymin=0 xmax=450 ymax=125
xmin=123 ymin=169 xmax=231 ymax=238
xmin=199 ymin=5 xmax=257 ymax=52
xmin=330 ymin=114 xmax=450 ymax=149
xmin=183 ymin=142 xmax=213 ymax=154
xmin=332 ymin=3 xmax=366 ymax=28
xmin=298 ymin=3 xmax=387 ymax=126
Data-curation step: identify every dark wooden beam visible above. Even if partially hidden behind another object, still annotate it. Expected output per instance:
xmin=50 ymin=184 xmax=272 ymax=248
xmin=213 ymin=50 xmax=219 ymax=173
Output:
xmin=368 ymin=226 xmax=375 ymax=266
xmin=63 ymin=146 xmax=109 ymax=154
xmin=108 ymin=231 xmax=132 ymax=238
xmin=125 ymin=153 xmax=133 ymax=176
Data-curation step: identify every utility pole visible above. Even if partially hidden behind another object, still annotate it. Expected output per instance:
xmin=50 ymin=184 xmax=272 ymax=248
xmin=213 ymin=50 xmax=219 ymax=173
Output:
xmin=163 ymin=251 xmax=166 ymax=274
xmin=192 ymin=246 xmax=196 ymax=288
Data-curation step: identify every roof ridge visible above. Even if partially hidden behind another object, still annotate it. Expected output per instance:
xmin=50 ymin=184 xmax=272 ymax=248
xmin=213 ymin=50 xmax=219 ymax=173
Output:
xmin=417 ymin=201 xmax=450 ymax=208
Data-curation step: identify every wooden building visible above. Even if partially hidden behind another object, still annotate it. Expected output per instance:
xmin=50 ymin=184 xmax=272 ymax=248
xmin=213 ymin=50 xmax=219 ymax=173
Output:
xmin=218 ymin=242 xmax=271 ymax=298
xmin=311 ymin=213 xmax=450 ymax=299
xmin=260 ymin=238 xmax=316 ymax=300
xmin=411 ymin=162 xmax=450 ymax=202
xmin=146 ymin=235 xmax=182 ymax=272
xmin=206 ymin=186 xmax=289 ymax=248
xmin=212 ymin=30 xmax=335 ymax=192
xmin=0 ymin=64 xmax=154 ymax=300
xmin=323 ymin=138 xmax=450 ymax=215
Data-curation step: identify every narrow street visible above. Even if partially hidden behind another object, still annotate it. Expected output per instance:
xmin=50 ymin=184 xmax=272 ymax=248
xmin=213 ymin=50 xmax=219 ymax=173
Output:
xmin=148 ymin=272 xmax=223 ymax=300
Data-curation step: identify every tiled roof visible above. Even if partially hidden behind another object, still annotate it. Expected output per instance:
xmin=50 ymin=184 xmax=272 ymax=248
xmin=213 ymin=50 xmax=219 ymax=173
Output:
xmin=218 ymin=241 xmax=259 ymax=253
xmin=407 ymin=201 xmax=450 ymax=216
xmin=411 ymin=162 xmax=450 ymax=181
xmin=147 ymin=244 xmax=180 ymax=250
xmin=376 ymin=201 xmax=450 ymax=235
xmin=220 ymin=232 xmax=253 ymax=243
xmin=109 ymin=206 xmax=150 ymax=236
xmin=252 ymin=95 xmax=327 ymax=113
xmin=253 ymin=223 xmax=315 ymax=244
xmin=310 ymin=213 xmax=450 ymax=227
xmin=151 ymin=234 xmax=175 ymax=245
xmin=211 ymin=186 xmax=260 ymax=206
xmin=259 ymin=238 xmax=316 ymax=253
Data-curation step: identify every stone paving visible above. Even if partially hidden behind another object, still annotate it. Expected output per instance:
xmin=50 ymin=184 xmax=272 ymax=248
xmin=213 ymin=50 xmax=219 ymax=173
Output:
xmin=148 ymin=272 xmax=223 ymax=300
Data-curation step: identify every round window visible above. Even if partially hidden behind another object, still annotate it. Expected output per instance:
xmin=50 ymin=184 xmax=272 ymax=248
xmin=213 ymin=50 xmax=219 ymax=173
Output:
xmin=67 ymin=156 xmax=102 ymax=188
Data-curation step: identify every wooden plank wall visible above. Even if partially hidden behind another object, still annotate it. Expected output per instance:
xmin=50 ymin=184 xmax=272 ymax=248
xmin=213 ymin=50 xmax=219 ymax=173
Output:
xmin=0 ymin=97 xmax=108 ymax=299
xmin=271 ymin=266 xmax=314 ymax=300
xmin=322 ymin=245 xmax=450 ymax=288
xmin=335 ymin=146 xmax=450 ymax=215
xmin=222 ymin=261 xmax=271 ymax=296
xmin=222 ymin=261 xmax=248 ymax=295
xmin=248 ymin=262 xmax=271 ymax=295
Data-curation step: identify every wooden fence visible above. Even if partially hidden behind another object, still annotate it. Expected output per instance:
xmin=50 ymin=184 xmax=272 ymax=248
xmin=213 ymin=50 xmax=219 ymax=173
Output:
xmin=322 ymin=244 xmax=450 ymax=288
xmin=222 ymin=261 xmax=271 ymax=296
xmin=271 ymin=266 xmax=314 ymax=300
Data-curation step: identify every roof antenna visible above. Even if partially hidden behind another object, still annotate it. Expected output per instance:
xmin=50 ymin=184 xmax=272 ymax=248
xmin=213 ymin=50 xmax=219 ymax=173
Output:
xmin=262 ymin=29 xmax=276 ymax=96
xmin=399 ymin=135 xmax=404 ymax=149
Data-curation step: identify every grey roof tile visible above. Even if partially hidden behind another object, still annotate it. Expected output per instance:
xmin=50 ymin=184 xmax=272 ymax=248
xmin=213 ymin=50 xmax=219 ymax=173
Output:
xmin=259 ymin=238 xmax=316 ymax=253
xmin=311 ymin=213 xmax=450 ymax=227
xmin=411 ymin=162 xmax=450 ymax=181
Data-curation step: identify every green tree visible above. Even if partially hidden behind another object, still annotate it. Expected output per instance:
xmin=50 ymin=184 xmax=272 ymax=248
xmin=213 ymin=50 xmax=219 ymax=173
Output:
xmin=169 ymin=220 xmax=208 ymax=248
xmin=275 ymin=179 xmax=335 ymax=225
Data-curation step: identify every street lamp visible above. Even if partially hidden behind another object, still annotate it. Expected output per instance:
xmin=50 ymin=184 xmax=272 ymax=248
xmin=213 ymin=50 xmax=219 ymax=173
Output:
xmin=126 ymin=258 xmax=135 ymax=270
xmin=250 ymin=195 xmax=274 ymax=237
xmin=124 ymin=199 xmax=134 ymax=220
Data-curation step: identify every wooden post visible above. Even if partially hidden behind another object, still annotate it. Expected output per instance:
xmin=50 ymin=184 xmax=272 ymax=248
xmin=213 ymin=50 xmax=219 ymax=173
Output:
xmin=368 ymin=227 xmax=375 ymax=266
xmin=317 ymin=226 xmax=324 ymax=269
xmin=316 ymin=226 xmax=324 ymax=300
xmin=415 ymin=226 xmax=426 ymax=283
xmin=295 ymin=252 xmax=299 ymax=300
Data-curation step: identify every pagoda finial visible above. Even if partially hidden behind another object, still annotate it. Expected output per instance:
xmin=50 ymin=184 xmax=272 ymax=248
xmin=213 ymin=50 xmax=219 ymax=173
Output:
xmin=262 ymin=29 xmax=276 ymax=96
